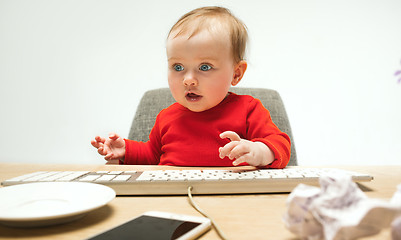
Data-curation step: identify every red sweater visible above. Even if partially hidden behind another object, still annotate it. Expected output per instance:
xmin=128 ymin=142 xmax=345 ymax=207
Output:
xmin=124 ymin=93 xmax=291 ymax=168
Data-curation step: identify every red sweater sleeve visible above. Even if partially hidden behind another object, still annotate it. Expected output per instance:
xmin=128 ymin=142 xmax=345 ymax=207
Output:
xmin=122 ymin=114 xmax=163 ymax=165
xmin=246 ymin=98 xmax=291 ymax=168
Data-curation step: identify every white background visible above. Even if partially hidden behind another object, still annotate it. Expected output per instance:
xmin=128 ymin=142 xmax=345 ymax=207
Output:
xmin=1 ymin=0 xmax=400 ymax=166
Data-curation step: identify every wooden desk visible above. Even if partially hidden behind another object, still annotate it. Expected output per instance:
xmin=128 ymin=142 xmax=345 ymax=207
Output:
xmin=0 ymin=163 xmax=399 ymax=240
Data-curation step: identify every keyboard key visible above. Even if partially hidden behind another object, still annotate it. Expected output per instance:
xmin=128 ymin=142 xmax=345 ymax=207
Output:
xmin=136 ymin=172 xmax=153 ymax=181
xmin=57 ymin=171 xmax=89 ymax=181
xmin=79 ymin=175 xmax=100 ymax=182
xmin=39 ymin=171 xmax=75 ymax=181
xmin=23 ymin=172 xmax=60 ymax=182
xmin=95 ymin=175 xmax=117 ymax=182
xmin=112 ymin=175 xmax=131 ymax=182
xmin=271 ymin=173 xmax=288 ymax=179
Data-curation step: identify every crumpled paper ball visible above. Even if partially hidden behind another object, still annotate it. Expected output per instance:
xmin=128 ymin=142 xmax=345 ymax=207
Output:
xmin=284 ymin=174 xmax=401 ymax=240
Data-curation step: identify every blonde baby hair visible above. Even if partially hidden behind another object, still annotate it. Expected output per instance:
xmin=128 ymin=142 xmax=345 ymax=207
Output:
xmin=168 ymin=6 xmax=248 ymax=63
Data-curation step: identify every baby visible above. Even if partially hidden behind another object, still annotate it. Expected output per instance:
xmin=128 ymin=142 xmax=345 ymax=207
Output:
xmin=91 ymin=6 xmax=291 ymax=168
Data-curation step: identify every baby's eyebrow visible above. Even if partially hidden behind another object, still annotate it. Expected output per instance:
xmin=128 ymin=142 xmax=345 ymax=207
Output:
xmin=167 ymin=57 xmax=181 ymax=62
xmin=198 ymin=58 xmax=218 ymax=62
xmin=169 ymin=56 xmax=219 ymax=61
xmin=195 ymin=53 xmax=220 ymax=60
xmin=167 ymin=55 xmax=220 ymax=63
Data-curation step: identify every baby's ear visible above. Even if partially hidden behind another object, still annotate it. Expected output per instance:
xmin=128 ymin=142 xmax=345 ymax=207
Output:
xmin=231 ymin=60 xmax=247 ymax=86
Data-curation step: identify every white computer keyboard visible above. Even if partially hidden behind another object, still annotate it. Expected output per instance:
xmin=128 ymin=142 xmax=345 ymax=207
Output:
xmin=1 ymin=168 xmax=373 ymax=195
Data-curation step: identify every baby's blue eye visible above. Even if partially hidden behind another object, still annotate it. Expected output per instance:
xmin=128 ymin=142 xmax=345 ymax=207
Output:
xmin=199 ymin=64 xmax=212 ymax=71
xmin=174 ymin=65 xmax=184 ymax=71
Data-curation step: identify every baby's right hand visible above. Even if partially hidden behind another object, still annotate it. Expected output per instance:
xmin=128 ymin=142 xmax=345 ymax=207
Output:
xmin=91 ymin=133 xmax=126 ymax=161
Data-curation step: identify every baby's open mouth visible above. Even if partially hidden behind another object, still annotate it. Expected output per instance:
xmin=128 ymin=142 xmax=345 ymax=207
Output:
xmin=186 ymin=92 xmax=202 ymax=102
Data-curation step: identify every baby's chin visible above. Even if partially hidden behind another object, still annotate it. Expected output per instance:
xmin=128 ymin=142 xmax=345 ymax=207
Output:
xmin=184 ymin=96 xmax=229 ymax=112
xmin=186 ymin=105 xmax=211 ymax=112
xmin=183 ymin=102 xmax=214 ymax=112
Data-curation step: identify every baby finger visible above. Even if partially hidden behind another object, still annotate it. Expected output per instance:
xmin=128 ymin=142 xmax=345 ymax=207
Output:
xmin=97 ymin=147 xmax=106 ymax=156
xmin=232 ymin=155 xmax=250 ymax=166
xmin=229 ymin=143 xmax=250 ymax=160
xmin=219 ymin=141 xmax=240 ymax=159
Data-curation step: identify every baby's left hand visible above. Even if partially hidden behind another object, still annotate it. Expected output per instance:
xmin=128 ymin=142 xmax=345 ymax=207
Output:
xmin=219 ymin=131 xmax=274 ymax=167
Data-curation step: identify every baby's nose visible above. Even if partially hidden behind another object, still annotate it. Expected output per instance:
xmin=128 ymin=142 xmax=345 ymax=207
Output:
xmin=183 ymin=75 xmax=198 ymax=86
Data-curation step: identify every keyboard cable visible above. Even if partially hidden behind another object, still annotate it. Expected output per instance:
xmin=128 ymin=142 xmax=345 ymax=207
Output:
xmin=187 ymin=186 xmax=229 ymax=240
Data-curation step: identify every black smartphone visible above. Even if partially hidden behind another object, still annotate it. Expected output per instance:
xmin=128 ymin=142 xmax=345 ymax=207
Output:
xmin=87 ymin=211 xmax=211 ymax=240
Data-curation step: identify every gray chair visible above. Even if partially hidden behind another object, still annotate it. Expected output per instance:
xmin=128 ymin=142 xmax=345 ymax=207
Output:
xmin=128 ymin=88 xmax=297 ymax=166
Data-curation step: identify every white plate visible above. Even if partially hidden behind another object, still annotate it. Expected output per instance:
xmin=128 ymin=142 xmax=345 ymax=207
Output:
xmin=0 ymin=182 xmax=115 ymax=227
